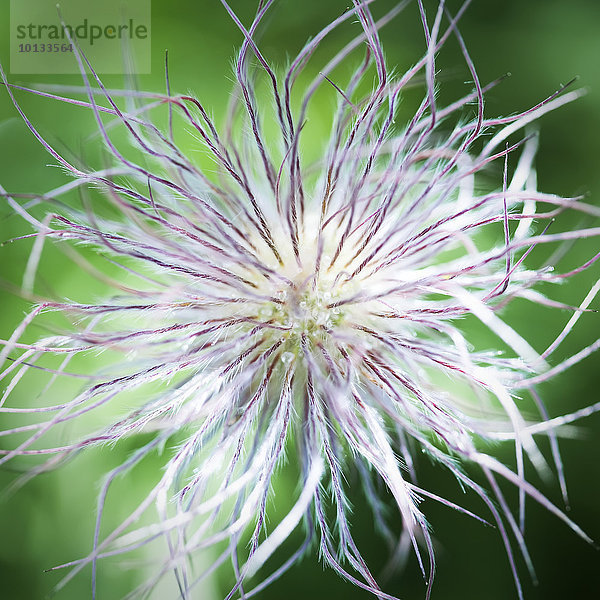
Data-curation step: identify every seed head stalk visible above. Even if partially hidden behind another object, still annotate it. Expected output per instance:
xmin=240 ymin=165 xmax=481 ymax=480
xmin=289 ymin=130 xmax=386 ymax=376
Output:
xmin=1 ymin=1 xmax=599 ymax=599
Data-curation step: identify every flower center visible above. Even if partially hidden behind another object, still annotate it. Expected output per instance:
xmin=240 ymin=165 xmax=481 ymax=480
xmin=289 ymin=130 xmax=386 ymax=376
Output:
xmin=267 ymin=280 xmax=343 ymax=335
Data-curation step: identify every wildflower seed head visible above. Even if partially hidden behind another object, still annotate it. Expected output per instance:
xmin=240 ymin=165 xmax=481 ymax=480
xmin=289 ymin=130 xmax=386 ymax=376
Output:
xmin=1 ymin=2 xmax=599 ymax=599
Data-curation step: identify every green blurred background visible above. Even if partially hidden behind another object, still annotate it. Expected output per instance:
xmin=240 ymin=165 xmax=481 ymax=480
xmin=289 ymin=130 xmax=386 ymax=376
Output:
xmin=1 ymin=0 xmax=599 ymax=598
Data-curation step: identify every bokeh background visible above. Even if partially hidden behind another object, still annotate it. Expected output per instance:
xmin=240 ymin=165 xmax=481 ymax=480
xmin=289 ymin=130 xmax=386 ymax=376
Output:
xmin=1 ymin=1 xmax=599 ymax=599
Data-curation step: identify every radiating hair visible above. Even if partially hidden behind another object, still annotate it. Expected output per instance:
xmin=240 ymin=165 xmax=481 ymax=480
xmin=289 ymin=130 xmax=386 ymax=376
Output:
xmin=1 ymin=1 xmax=599 ymax=599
